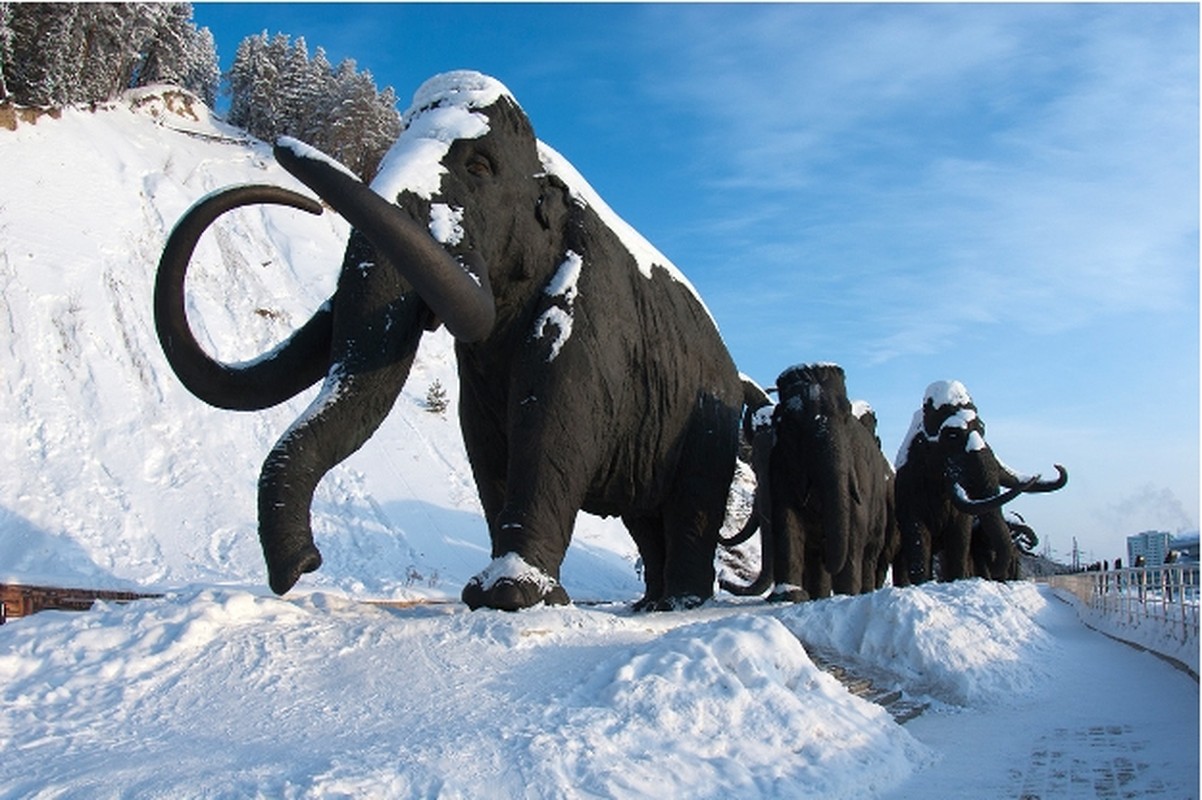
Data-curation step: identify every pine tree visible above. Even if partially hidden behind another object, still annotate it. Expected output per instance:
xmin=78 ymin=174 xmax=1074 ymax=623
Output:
xmin=1 ymin=3 xmax=217 ymax=108
xmin=424 ymin=380 xmax=449 ymax=415
xmin=227 ymin=31 xmax=280 ymax=138
xmin=224 ymin=33 xmax=400 ymax=180
xmin=0 ymin=3 xmax=12 ymax=100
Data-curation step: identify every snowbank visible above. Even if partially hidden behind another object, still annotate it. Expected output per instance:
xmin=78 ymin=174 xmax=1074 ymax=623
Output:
xmin=779 ymin=579 xmax=1058 ymax=706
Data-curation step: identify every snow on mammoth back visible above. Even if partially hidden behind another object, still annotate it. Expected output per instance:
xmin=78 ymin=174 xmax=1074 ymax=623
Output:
xmin=369 ymin=69 xmax=714 ymax=326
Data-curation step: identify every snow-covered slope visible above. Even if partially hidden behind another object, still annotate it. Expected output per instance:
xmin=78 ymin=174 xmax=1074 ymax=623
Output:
xmin=0 ymin=86 xmax=642 ymax=599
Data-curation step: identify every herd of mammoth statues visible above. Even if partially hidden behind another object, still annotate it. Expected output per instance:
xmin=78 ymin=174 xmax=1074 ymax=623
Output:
xmin=155 ymin=70 xmax=1066 ymax=611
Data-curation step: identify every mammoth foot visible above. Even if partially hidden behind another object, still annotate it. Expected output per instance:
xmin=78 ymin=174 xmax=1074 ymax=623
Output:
xmin=632 ymin=593 xmax=706 ymax=613
xmin=266 ymin=541 xmax=323 ymax=596
xmin=461 ymin=554 xmax=570 ymax=611
xmin=767 ymin=584 xmax=809 ymax=604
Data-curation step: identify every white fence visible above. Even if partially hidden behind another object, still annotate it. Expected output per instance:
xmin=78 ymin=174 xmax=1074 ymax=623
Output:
xmin=1043 ymin=565 xmax=1199 ymax=677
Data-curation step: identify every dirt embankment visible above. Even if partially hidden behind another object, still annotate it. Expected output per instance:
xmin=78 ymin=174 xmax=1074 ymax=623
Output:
xmin=0 ymin=101 xmax=62 ymax=131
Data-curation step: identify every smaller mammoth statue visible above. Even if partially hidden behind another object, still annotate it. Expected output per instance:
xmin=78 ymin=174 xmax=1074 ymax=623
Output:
xmin=893 ymin=380 xmax=1066 ymax=585
xmin=722 ymin=363 xmax=895 ymax=601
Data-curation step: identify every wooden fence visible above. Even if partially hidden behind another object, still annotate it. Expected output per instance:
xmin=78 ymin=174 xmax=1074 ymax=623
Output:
xmin=0 ymin=583 xmax=161 ymax=624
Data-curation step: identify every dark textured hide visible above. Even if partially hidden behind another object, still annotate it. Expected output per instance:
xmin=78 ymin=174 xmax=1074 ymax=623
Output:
xmin=974 ymin=512 xmax=1039 ymax=581
xmin=894 ymin=381 xmax=1066 ymax=584
xmin=723 ymin=364 xmax=893 ymax=601
xmin=155 ymin=72 xmax=742 ymax=610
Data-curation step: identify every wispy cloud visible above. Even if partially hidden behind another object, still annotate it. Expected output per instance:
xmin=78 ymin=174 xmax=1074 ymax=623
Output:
xmin=634 ymin=4 xmax=1198 ymax=364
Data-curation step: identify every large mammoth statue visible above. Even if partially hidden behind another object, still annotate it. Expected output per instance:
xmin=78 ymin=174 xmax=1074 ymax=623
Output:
xmin=155 ymin=71 xmax=744 ymax=611
xmin=893 ymin=380 xmax=1066 ymax=584
xmin=722 ymin=364 xmax=894 ymax=601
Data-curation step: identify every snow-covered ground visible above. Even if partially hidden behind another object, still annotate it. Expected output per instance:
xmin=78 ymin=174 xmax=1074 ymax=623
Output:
xmin=0 ymin=581 xmax=1196 ymax=798
xmin=0 ymin=89 xmax=1197 ymax=798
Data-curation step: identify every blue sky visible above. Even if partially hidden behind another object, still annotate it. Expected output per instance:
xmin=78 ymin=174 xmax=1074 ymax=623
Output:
xmin=192 ymin=3 xmax=1199 ymax=564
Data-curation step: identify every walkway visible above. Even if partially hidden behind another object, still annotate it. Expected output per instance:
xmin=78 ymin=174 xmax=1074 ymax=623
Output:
xmin=879 ymin=585 xmax=1199 ymax=799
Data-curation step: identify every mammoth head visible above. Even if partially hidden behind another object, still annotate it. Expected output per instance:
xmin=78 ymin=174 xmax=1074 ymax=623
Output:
xmin=775 ymin=363 xmax=851 ymax=420
xmin=272 ymin=71 xmax=562 ymax=341
xmin=910 ymin=380 xmax=1067 ymax=513
xmin=370 ymin=72 xmax=566 ymax=288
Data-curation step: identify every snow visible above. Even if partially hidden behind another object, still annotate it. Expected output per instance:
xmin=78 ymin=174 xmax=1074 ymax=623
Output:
xmin=428 ymin=203 xmax=465 ymax=246
xmin=370 ymin=72 xmax=503 ymax=203
xmin=465 ymin=552 xmax=558 ymax=594
xmin=277 ymin=135 xmax=361 ymax=182
xmin=925 ymin=379 xmax=975 ymax=411
xmin=0 ymin=88 xmax=1197 ymax=798
xmin=533 ymin=250 xmax=583 ymax=362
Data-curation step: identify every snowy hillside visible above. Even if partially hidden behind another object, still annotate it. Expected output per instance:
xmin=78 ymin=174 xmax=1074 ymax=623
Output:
xmin=0 ymin=86 xmax=643 ymax=600
xmin=1 ymin=89 xmax=1196 ymax=799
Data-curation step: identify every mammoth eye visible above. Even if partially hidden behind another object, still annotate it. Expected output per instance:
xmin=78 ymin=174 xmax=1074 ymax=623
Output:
xmin=466 ymin=153 xmax=494 ymax=178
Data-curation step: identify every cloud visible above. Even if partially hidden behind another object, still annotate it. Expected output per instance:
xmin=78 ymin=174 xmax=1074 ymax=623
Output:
xmin=1101 ymin=484 xmax=1198 ymax=537
xmin=634 ymin=4 xmax=1198 ymax=363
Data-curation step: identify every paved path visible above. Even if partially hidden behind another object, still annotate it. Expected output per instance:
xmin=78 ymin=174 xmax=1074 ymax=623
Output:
xmin=880 ymin=587 xmax=1199 ymax=799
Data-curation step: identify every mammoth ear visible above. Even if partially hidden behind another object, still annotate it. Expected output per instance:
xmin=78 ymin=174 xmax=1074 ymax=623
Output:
xmin=536 ymin=173 xmax=571 ymax=232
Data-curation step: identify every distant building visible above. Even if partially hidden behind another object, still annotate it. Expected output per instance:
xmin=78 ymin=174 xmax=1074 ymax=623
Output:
xmin=1127 ymin=530 xmax=1171 ymax=567
xmin=1170 ymin=531 xmax=1200 ymax=563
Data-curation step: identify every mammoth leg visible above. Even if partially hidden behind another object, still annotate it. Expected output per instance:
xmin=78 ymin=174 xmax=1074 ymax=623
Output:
xmin=625 ymin=513 xmax=668 ymax=611
xmin=258 ymin=240 xmax=429 ymax=594
xmin=656 ymin=394 xmax=738 ymax=609
xmin=940 ymin=518 xmax=974 ymax=581
xmin=769 ymin=504 xmax=809 ymax=603
xmin=899 ymin=518 xmax=932 ymax=584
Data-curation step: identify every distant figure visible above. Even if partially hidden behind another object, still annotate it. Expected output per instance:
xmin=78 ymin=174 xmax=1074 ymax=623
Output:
xmin=1164 ymin=551 xmax=1177 ymax=600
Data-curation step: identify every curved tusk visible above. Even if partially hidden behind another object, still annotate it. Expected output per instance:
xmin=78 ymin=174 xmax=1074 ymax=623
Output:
xmin=949 ymin=477 xmax=1036 ymax=514
xmin=1023 ymin=464 xmax=1068 ymax=493
xmin=154 ymin=184 xmax=332 ymax=410
xmin=273 ymin=140 xmax=495 ymax=343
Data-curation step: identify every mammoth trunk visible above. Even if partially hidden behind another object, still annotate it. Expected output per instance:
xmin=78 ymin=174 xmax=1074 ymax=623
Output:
xmin=272 ymin=141 xmax=496 ymax=343
xmin=974 ymin=510 xmax=1013 ymax=580
xmin=817 ymin=442 xmax=852 ymax=576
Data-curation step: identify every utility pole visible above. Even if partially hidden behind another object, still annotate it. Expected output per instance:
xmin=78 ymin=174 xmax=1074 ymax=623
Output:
xmin=1071 ymin=536 xmax=1080 ymax=571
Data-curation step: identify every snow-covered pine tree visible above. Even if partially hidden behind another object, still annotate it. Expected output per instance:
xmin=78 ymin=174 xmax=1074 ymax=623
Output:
xmin=0 ymin=3 xmax=216 ymax=108
xmin=0 ymin=3 xmax=13 ymax=100
xmin=224 ymin=34 xmax=400 ymax=180
xmin=136 ymin=3 xmax=218 ymax=103
xmin=4 ymin=4 xmax=79 ymax=106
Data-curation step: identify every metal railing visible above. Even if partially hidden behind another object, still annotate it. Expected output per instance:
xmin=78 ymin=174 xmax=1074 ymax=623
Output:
xmin=1043 ymin=565 xmax=1200 ymax=645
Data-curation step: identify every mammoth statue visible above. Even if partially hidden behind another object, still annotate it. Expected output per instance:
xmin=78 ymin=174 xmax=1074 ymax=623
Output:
xmin=893 ymin=380 xmax=1066 ymax=584
xmin=155 ymin=71 xmax=744 ymax=611
xmin=721 ymin=364 xmax=894 ymax=601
